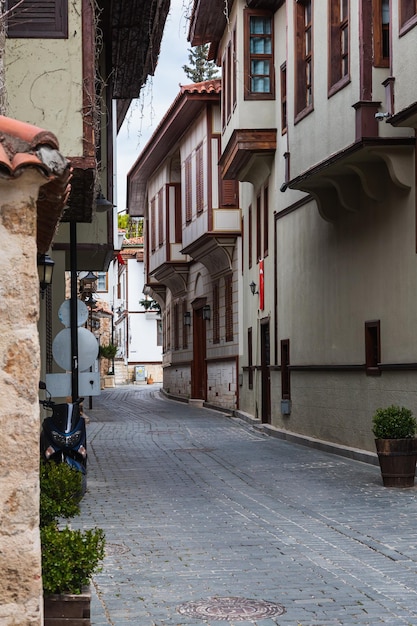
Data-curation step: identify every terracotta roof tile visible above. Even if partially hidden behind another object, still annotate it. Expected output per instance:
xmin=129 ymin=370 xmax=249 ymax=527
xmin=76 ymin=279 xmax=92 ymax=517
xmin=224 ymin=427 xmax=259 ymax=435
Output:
xmin=180 ymin=79 xmax=222 ymax=95
xmin=0 ymin=115 xmax=72 ymax=253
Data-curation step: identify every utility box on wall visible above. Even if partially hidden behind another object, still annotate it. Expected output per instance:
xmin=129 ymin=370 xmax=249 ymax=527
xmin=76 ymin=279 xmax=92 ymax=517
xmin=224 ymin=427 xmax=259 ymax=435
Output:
xmin=135 ymin=365 xmax=146 ymax=382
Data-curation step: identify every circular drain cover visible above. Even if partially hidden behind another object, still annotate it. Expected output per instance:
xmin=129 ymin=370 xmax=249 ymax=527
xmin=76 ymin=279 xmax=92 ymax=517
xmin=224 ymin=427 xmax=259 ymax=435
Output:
xmin=177 ymin=596 xmax=286 ymax=621
xmin=105 ymin=542 xmax=130 ymax=556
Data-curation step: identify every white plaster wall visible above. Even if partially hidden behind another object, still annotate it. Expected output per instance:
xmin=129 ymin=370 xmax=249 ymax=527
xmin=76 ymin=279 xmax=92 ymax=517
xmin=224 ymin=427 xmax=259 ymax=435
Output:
xmin=5 ymin=2 xmax=84 ymax=157
xmin=127 ymin=257 xmax=162 ymax=365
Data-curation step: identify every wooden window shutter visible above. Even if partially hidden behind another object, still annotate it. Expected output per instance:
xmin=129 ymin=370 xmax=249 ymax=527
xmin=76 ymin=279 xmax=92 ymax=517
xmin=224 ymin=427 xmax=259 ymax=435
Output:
xmin=213 ymin=281 xmax=220 ymax=344
xmin=220 ymin=178 xmax=238 ymax=207
xmin=196 ymin=144 xmax=204 ymax=214
xmin=158 ymin=188 xmax=164 ymax=247
xmin=225 ymin=274 xmax=233 ymax=342
xmin=182 ymin=301 xmax=188 ymax=349
xmin=185 ymin=155 xmax=192 ymax=223
xmin=7 ymin=0 xmax=68 ymax=38
xmin=150 ymin=197 xmax=156 ymax=252
xmin=173 ymin=303 xmax=179 ymax=351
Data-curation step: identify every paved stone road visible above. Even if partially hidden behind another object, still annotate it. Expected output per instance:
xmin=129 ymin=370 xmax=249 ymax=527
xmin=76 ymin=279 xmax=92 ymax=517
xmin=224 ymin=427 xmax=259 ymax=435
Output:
xmin=75 ymin=385 xmax=417 ymax=625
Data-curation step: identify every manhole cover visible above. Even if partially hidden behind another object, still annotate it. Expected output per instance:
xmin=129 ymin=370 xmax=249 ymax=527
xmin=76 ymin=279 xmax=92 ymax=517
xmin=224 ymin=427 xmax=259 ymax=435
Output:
xmin=105 ymin=542 xmax=130 ymax=556
xmin=177 ymin=596 xmax=286 ymax=621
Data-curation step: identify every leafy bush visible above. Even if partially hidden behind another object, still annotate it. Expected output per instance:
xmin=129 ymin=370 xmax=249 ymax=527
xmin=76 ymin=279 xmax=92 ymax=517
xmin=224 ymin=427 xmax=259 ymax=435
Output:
xmin=40 ymin=461 xmax=82 ymax=527
xmin=372 ymin=405 xmax=417 ymax=439
xmin=41 ymin=524 xmax=105 ymax=595
xmin=40 ymin=462 xmax=105 ymax=595
xmin=99 ymin=343 xmax=118 ymax=360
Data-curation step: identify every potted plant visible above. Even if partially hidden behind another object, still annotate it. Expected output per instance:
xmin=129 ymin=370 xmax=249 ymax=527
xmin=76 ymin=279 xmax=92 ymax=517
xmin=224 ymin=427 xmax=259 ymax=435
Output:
xmin=372 ymin=405 xmax=417 ymax=487
xmin=40 ymin=462 xmax=105 ymax=625
xmin=99 ymin=343 xmax=118 ymax=388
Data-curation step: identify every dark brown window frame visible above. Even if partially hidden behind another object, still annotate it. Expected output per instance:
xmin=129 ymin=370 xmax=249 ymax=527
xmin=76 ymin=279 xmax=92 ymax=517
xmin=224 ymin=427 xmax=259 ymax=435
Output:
xmin=244 ymin=8 xmax=275 ymax=100
xmin=294 ymin=0 xmax=313 ymax=121
xmin=328 ymin=0 xmax=350 ymax=96
xmin=280 ymin=62 xmax=287 ymax=134
xmin=373 ymin=0 xmax=390 ymax=67
xmin=365 ymin=320 xmax=381 ymax=376
xmin=7 ymin=0 xmax=68 ymax=38
xmin=399 ymin=0 xmax=417 ymax=35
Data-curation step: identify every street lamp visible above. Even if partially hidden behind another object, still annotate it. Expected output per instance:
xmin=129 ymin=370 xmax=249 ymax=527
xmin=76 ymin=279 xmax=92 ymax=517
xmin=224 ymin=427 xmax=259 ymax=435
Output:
xmin=79 ymin=271 xmax=98 ymax=295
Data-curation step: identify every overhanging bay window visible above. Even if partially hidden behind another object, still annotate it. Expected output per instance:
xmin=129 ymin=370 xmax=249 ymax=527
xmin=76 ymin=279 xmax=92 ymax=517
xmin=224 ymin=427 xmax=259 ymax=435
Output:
xmin=244 ymin=9 xmax=275 ymax=100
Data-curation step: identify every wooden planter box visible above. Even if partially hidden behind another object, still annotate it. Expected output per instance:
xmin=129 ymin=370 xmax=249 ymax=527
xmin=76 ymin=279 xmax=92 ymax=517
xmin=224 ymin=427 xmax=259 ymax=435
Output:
xmin=44 ymin=586 xmax=91 ymax=625
xmin=375 ymin=438 xmax=417 ymax=487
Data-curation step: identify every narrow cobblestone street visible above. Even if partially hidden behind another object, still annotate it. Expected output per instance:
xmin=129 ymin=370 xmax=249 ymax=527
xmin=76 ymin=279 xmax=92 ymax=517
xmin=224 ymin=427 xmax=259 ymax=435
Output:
xmin=74 ymin=385 xmax=417 ymax=625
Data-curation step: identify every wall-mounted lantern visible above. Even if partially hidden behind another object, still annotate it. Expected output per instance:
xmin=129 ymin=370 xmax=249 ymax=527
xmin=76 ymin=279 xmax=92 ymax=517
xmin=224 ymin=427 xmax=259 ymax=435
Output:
xmin=202 ymin=305 xmax=211 ymax=321
xmin=95 ymin=191 xmax=114 ymax=213
xmin=249 ymin=281 xmax=259 ymax=295
xmin=37 ymin=253 xmax=55 ymax=297
xmin=183 ymin=311 xmax=191 ymax=326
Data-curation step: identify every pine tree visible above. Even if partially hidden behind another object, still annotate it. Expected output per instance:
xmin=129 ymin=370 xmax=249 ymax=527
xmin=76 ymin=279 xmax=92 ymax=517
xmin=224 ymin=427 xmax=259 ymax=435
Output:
xmin=182 ymin=44 xmax=219 ymax=83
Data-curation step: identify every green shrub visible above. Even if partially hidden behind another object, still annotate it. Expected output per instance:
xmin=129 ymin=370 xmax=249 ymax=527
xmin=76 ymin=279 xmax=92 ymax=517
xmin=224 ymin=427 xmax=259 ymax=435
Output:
xmin=99 ymin=343 xmax=118 ymax=360
xmin=41 ymin=524 xmax=105 ymax=595
xmin=372 ymin=405 xmax=417 ymax=439
xmin=40 ymin=461 xmax=82 ymax=527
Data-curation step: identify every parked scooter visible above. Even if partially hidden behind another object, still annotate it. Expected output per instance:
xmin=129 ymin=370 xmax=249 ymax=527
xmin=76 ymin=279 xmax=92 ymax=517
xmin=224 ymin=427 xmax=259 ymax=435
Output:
xmin=39 ymin=382 xmax=87 ymax=494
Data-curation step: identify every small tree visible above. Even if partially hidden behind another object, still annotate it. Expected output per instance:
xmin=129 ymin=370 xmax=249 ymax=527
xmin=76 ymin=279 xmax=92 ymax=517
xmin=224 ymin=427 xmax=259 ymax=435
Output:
xmin=182 ymin=44 xmax=219 ymax=83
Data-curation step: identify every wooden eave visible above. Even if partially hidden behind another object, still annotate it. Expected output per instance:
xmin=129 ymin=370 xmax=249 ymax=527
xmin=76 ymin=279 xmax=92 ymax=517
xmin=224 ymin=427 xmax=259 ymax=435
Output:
xmin=127 ymin=86 xmax=221 ymax=216
xmin=103 ymin=0 xmax=170 ymax=129
xmin=181 ymin=233 xmax=239 ymax=279
xmin=220 ymin=129 xmax=277 ymax=182
xmin=390 ymin=101 xmax=417 ymax=129
xmin=189 ymin=0 xmax=233 ymax=46
xmin=189 ymin=0 xmax=284 ymax=47
xmin=286 ymin=137 xmax=415 ymax=222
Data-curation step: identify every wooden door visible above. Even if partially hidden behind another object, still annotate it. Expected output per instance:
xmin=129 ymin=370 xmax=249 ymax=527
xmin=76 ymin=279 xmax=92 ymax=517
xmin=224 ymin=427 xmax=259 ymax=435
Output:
xmin=191 ymin=307 xmax=207 ymax=399
xmin=260 ymin=320 xmax=271 ymax=423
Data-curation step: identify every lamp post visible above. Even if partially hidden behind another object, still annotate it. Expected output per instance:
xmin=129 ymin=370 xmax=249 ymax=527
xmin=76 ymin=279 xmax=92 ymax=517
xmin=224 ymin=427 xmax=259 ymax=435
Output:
xmin=84 ymin=293 xmax=97 ymax=410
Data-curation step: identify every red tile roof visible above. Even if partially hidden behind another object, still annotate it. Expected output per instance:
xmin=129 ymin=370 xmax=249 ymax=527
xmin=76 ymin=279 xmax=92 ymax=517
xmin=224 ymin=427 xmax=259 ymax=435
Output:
xmin=0 ymin=115 xmax=72 ymax=253
xmin=180 ymin=79 xmax=222 ymax=95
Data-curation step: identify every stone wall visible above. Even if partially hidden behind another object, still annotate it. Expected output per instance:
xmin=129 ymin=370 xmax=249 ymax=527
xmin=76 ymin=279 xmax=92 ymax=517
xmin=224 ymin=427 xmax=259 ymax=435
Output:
xmin=0 ymin=171 xmax=45 ymax=625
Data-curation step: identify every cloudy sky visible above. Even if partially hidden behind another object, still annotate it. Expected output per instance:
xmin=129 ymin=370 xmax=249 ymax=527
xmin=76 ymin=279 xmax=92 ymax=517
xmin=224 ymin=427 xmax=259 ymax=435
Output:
xmin=116 ymin=0 xmax=194 ymax=213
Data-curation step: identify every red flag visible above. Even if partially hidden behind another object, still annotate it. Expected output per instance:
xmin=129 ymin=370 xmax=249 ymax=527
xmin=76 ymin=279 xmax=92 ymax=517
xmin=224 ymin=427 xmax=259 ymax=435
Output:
xmin=117 ymin=252 xmax=125 ymax=265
